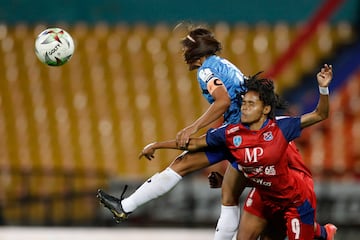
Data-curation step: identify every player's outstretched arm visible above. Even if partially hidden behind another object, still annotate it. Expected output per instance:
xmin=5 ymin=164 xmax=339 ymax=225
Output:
xmin=139 ymin=141 xmax=178 ymax=160
xmin=301 ymin=64 xmax=333 ymax=129
xmin=139 ymin=136 xmax=208 ymax=160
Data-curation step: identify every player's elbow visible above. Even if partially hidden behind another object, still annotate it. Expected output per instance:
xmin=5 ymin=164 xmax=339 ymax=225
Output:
xmin=321 ymin=112 xmax=329 ymax=120
xmin=317 ymin=108 xmax=329 ymax=121
xmin=225 ymin=97 xmax=231 ymax=107
xmin=219 ymin=98 xmax=231 ymax=110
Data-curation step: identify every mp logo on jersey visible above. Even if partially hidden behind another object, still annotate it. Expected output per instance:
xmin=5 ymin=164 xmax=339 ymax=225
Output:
xmin=244 ymin=147 xmax=264 ymax=163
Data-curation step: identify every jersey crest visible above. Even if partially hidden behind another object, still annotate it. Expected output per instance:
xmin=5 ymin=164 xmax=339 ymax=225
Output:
xmin=233 ymin=135 xmax=242 ymax=147
xmin=198 ymin=68 xmax=214 ymax=83
xmin=263 ymin=131 xmax=273 ymax=141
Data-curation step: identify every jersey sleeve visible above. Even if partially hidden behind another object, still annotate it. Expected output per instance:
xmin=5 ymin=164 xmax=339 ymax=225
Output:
xmin=205 ymin=125 xmax=228 ymax=147
xmin=198 ymin=68 xmax=217 ymax=84
xmin=277 ymin=116 xmax=302 ymax=142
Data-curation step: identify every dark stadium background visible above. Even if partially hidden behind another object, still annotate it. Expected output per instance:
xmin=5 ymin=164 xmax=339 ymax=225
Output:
xmin=0 ymin=0 xmax=359 ymax=239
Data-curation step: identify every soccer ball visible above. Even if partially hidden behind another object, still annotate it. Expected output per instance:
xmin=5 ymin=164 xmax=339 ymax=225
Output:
xmin=34 ymin=27 xmax=75 ymax=66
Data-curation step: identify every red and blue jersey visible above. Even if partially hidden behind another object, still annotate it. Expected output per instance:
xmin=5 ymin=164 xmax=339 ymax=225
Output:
xmin=206 ymin=117 xmax=309 ymax=208
xmin=286 ymin=141 xmax=312 ymax=178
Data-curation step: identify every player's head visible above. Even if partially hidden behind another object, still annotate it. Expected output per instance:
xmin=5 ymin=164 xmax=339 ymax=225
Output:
xmin=241 ymin=74 xmax=286 ymax=125
xmin=181 ymin=27 xmax=222 ymax=70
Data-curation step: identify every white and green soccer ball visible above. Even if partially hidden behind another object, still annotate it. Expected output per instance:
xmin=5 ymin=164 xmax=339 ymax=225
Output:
xmin=35 ymin=27 xmax=75 ymax=66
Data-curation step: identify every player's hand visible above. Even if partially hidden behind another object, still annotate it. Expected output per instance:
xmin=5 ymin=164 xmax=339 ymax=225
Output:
xmin=208 ymin=171 xmax=224 ymax=188
xmin=139 ymin=143 xmax=156 ymax=160
xmin=317 ymin=64 xmax=332 ymax=87
xmin=176 ymin=125 xmax=197 ymax=149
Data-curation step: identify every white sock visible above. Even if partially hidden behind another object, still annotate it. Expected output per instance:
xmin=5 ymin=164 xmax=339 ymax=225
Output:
xmin=121 ymin=167 xmax=182 ymax=212
xmin=214 ymin=205 xmax=240 ymax=240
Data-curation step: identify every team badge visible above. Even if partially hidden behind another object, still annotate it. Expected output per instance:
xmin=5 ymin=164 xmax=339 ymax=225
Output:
xmin=233 ymin=135 xmax=242 ymax=147
xmin=198 ymin=68 xmax=214 ymax=83
xmin=263 ymin=131 xmax=273 ymax=141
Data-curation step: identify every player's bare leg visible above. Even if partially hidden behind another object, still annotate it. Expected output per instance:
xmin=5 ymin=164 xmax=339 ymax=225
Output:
xmin=237 ymin=210 xmax=267 ymax=240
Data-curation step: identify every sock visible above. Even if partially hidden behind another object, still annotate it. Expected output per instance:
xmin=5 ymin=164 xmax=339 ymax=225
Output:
xmin=314 ymin=222 xmax=327 ymax=240
xmin=121 ymin=167 xmax=182 ymax=212
xmin=214 ymin=205 xmax=240 ymax=240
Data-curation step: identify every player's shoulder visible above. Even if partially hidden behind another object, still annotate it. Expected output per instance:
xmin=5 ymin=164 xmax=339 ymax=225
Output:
xmin=224 ymin=123 xmax=248 ymax=135
xmin=198 ymin=56 xmax=221 ymax=82
xmin=274 ymin=116 xmax=300 ymax=127
xmin=203 ymin=55 xmax=229 ymax=69
xmin=275 ymin=115 xmax=291 ymax=120
xmin=274 ymin=115 xmax=299 ymax=125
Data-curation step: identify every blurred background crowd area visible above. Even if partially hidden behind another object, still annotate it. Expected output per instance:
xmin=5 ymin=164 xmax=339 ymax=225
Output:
xmin=0 ymin=0 xmax=359 ymax=235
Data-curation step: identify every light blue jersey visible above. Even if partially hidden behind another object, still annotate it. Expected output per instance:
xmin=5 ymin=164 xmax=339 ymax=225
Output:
xmin=197 ymin=55 xmax=246 ymax=124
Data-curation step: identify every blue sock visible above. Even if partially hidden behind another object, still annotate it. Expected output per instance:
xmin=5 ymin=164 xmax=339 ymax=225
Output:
xmin=319 ymin=225 xmax=327 ymax=240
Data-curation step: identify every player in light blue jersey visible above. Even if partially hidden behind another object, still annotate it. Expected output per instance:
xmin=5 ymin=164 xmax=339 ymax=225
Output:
xmin=197 ymin=55 xmax=245 ymax=124
xmin=98 ymin=27 xmax=249 ymax=239
xmin=176 ymin=28 xmax=247 ymax=146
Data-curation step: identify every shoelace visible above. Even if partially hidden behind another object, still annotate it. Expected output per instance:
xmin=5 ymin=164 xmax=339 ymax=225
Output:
xmin=120 ymin=184 xmax=128 ymax=200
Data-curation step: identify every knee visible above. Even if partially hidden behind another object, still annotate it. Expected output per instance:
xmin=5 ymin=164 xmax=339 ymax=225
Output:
xmin=237 ymin=226 xmax=262 ymax=240
xmin=169 ymin=155 xmax=191 ymax=176
xmin=237 ymin=231 xmax=259 ymax=240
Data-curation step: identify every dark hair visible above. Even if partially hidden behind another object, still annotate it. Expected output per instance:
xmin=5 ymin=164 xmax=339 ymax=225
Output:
xmin=244 ymin=72 xmax=288 ymax=119
xmin=181 ymin=27 xmax=222 ymax=65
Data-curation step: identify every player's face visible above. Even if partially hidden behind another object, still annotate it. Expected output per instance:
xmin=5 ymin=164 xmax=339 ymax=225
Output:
xmin=241 ymin=91 xmax=270 ymax=130
xmin=187 ymin=59 xmax=201 ymax=70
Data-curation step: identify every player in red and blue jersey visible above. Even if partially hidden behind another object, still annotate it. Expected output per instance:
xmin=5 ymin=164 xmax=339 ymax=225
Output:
xmin=138 ymin=64 xmax=333 ymax=240
xmin=208 ymin=140 xmax=337 ymax=240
